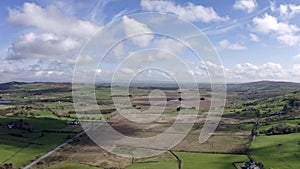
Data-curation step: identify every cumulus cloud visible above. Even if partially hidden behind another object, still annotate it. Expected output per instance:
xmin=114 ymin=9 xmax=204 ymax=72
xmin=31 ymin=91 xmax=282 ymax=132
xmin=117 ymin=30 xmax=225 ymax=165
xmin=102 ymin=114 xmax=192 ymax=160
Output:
xmin=200 ymin=61 xmax=227 ymax=78
xmin=291 ymin=64 xmax=300 ymax=76
xmin=252 ymin=14 xmax=298 ymax=34
xmin=217 ymin=40 xmax=247 ymax=50
xmin=151 ymin=38 xmax=185 ymax=59
xmin=193 ymin=62 xmax=292 ymax=82
xmin=3 ymin=2 xmax=103 ymax=81
xmin=252 ymin=13 xmax=300 ymax=46
xmin=0 ymin=59 xmax=73 ymax=82
xmin=8 ymin=32 xmax=80 ymax=61
xmin=111 ymin=43 xmax=127 ymax=58
xmin=140 ymin=0 xmax=229 ymax=23
xmin=77 ymin=55 xmax=96 ymax=64
xmin=229 ymin=62 xmax=287 ymax=79
xmin=122 ymin=16 xmax=153 ymax=47
xmin=7 ymin=2 xmax=99 ymax=39
xmin=270 ymin=2 xmax=300 ymax=19
xmin=6 ymin=2 xmax=100 ymax=61
xmin=233 ymin=0 xmax=258 ymax=13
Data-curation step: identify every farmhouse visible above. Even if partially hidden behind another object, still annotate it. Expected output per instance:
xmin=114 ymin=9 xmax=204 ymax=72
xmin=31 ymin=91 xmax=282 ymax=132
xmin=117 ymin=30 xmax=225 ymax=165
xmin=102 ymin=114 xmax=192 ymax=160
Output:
xmin=241 ymin=160 xmax=261 ymax=169
xmin=66 ymin=120 xmax=80 ymax=125
xmin=7 ymin=119 xmax=24 ymax=129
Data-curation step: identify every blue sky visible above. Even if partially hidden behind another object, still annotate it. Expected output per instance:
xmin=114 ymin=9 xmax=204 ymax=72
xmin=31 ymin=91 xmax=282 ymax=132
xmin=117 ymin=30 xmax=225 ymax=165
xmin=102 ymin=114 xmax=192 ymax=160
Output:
xmin=1 ymin=0 xmax=300 ymax=83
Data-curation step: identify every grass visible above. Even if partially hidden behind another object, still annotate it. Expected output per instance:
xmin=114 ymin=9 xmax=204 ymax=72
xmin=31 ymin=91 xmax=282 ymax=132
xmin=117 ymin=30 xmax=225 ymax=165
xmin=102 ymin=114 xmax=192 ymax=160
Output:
xmin=47 ymin=161 xmax=102 ymax=169
xmin=175 ymin=152 xmax=248 ymax=169
xmin=126 ymin=152 xmax=177 ymax=169
xmin=250 ymin=133 xmax=300 ymax=169
xmin=33 ymin=110 xmax=59 ymax=119
xmin=32 ymin=133 xmax=71 ymax=147
xmin=0 ymin=139 xmax=27 ymax=162
xmin=0 ymin=116 xmax=75 ymax=168
xmin=127 ymin=152 xmax=248 ymax=169
xmin=259 ymin=119 xmax=300 ymax=133
xmin=2 ymin=133 xmax=71 ymax=168
xmin=126 ymin=161 xmax=178 ymax=169
xmin=26 ymin=118 xmax=67 ymax=130
xmin=4 ymin=144 xmax=47 ymax=167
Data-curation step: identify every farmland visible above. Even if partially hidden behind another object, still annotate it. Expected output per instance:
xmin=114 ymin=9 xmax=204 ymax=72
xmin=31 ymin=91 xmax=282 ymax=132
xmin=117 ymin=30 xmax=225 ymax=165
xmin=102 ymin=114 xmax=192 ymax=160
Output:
xmin=250 ymin=133 xmax=300 ymax=169
xmin=0 ymin=81 xmax=299 ymax=168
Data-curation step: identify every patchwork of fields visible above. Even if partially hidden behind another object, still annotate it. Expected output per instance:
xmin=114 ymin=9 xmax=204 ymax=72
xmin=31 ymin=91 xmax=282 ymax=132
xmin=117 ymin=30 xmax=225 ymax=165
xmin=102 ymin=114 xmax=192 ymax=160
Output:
xmin=0 ymin=81 xmax=299 ymax=168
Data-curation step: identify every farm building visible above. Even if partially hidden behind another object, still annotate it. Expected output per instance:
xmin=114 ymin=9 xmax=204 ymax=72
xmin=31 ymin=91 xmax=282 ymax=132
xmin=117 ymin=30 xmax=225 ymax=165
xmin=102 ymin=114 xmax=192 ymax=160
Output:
xmin=241 ymin=160 xmax=261 ymax=169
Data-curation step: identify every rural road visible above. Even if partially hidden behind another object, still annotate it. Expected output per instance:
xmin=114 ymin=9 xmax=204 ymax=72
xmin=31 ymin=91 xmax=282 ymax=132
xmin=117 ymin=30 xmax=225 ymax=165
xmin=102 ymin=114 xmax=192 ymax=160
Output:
xmin=22 ymin=128 xmax=89 ymax=169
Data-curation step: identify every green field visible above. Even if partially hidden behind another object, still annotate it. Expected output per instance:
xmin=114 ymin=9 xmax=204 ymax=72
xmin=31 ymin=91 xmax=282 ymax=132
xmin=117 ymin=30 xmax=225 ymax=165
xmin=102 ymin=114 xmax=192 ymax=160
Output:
xmin=176 ymin=152 xmax=248 ymax=169
xmin=259 ymin=119 xmax=300 ymax=133
xmin=47 ymin=161 xmax=102 ymax=169
xmin=0 ymin=133 xmax=72 ymax=168
xmin=0 ymin=115 xmax=77 ymax=168
xmin=251 ymin=133 xmax=300 ymax=169
xmin=126 ymin=161 xmax=178 ymax=169
xmin=127 ymin=152 xmax=248 ymax=169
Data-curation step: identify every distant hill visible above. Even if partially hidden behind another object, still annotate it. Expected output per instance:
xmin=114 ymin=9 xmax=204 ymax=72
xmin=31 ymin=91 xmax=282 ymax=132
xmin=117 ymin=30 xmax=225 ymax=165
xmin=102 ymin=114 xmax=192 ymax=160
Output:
xmin=0 ymin=81 xmax=299 ymax=94
xmin=227 ymin=81 xmax=300 ymax=96
xmin=0 ymin=81 xmax=72 ymax=91
xmin=0 ymin=81 xmax=27 ymax=90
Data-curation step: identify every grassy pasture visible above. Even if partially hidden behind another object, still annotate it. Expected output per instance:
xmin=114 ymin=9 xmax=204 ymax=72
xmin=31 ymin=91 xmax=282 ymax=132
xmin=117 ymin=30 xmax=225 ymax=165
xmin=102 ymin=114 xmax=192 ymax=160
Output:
xmin=176 ymin=152 xmax=248 ymax=169
xmin=250 ymin=133 xmax=300 ymax=169
xmin=47 ymin=161 xmax=102 ymax=169
xmin=127 ymin=152 xmax=248 ymax=169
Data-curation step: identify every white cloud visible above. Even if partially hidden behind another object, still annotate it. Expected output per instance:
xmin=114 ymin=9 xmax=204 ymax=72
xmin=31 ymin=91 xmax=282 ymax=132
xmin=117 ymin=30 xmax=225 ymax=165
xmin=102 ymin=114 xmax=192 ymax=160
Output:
xmin=0 ymin=66 xmax=23 ymax=74
xmin=200 ymin=61 xmax=227 ymax=78
xmin=271 ymin=3 xmax=300 ymax=19
xmin=94 ymin=68 xmax=102 ymax=75
xmin=194 ymin=62 xmax=290 ymax=82
xmin=250 ymin=33 xmax=259 ymax=42
xmin=233 ymin=0 xmax=258 ymax=13
xmin=152 ymin=38 xmax=184 ymax=59
xmin=112 ymin=43 xmax=127 ymax=58
xmin=119 ymin=37 xmax=186 ymax=67
xmin=291 ymin=64 xmax=300 ymax=76
xmin=293 ymin=54 xmax=300 ymax=61
xmin=253 ymin=14 xmax=283 ymax=34
xmin=270 ymin=1 xmax=276 ymax=12
xmin=277 ymin=34 xmax=300 ymax=46
xmin=228 ymin=62 xmax=287 ymax=80
xmin=78 ymin=55 xmax=95 ymax=64
xmin=252 ymin=13 xmax=300 ymax=46
xmin=35 ymin=70 xmax=65 ymax=77
xmin=9 ymin=32 xmax=80 ymax=60
xmin=140 ymin=0 xmax=229 ymax=23
xmin=7 ymin=2 xmax=99 ymax=39
xmin=0 ymin=59 xmax=73 ymax=82
xmin=217 ymin=40 xmax=247 ymax=50
xmin=122 ymin=16 xmax=153 ymax=47
xmin=120 ymin=68 xmax=135 ymax=75
xmin=6 ymin=2 xmax=101 ymax=61
xmin=3 ymin=2 xmax=104 ymax=81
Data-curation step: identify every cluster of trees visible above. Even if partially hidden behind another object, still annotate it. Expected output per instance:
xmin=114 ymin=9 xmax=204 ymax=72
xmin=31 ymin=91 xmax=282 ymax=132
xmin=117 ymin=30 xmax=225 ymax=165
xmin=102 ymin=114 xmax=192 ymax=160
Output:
xmin=265 ymin=123 xmax=300 ymax=135
xmin=224 ymin=107 xmax=261 ymax=119
xmin=0 ymin=163 xmax=13 ymax=169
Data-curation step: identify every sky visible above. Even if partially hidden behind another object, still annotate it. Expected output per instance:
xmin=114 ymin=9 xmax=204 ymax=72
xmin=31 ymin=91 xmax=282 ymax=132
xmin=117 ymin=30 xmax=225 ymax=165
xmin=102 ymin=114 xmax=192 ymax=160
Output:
xmin=1 ymin=0 xmax=300 ymax=83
